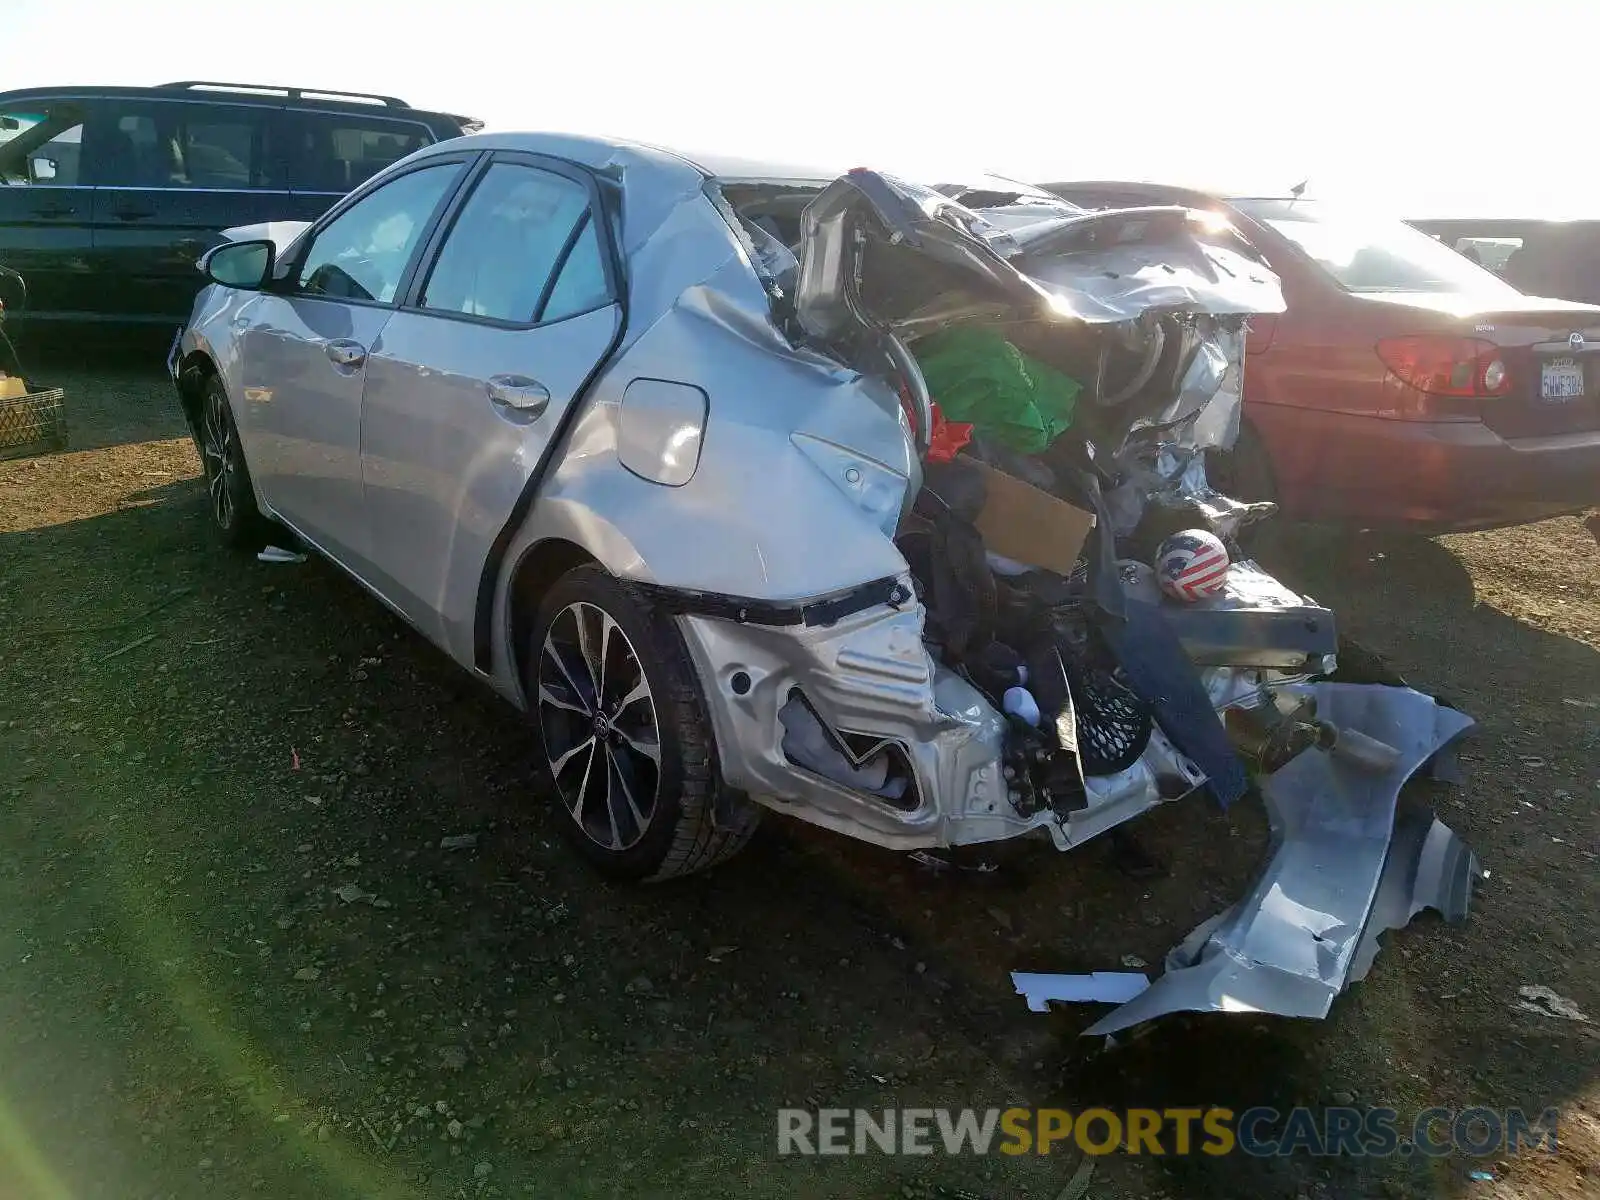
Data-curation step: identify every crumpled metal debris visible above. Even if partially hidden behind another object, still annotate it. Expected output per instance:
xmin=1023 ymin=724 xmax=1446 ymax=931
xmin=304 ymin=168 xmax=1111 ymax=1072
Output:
xmin=1514 ymin=985 xmax=1588 ymax=1022
xmin=1105 ymin=442 xmax=1277 ymax=540
xmin=1012 ymin=970 xmax=1150 ymax=1012
xmin=1077 ymin=684 xmax=1481 ymax=1035
xmin=1098 ymin=323 xmax=1276 ymax=540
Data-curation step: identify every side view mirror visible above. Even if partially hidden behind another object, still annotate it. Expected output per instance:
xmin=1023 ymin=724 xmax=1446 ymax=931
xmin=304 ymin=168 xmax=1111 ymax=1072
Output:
xmin=0 ymin=117 xmax=19 ymax=131
xmin=31 ymin=157 xmax=56 ymax=181
xmin=201 ymin=239 xmax=275 ymax=290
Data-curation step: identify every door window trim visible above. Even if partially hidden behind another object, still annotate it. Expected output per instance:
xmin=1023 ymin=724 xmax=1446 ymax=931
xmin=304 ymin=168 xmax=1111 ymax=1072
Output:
xmin=274 ymin=151 xmax=482 ymax=313
xmin=89 ymin=185 xmax=298 ymax=196
xmin=397 ymin=150 xmax=624 ymax=332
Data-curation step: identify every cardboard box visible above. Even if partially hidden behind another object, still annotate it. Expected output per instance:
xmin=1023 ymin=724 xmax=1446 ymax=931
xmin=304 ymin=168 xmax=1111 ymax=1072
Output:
xmin=968 ymin=460 xmax=1096 ymax=576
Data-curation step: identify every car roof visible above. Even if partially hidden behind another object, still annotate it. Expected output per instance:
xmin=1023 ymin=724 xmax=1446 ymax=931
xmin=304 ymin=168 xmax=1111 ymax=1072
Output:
xmin=662 ymin=148 xmax=839 ymax=186
xmin=0 ymin=82 xmax=478 ymax=128
xmin=416 ymin=130 xmax=839 ymax=187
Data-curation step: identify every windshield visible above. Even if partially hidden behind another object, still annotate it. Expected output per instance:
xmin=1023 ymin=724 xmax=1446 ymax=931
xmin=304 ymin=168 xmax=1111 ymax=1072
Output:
xmin=1234 ymin=199 xmax=1520 ymax=297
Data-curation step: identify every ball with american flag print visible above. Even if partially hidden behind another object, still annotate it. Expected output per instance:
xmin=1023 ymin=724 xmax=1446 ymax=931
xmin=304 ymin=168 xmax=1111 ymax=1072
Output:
xmin=1155 ymin=529 xmax=1231 ymax=601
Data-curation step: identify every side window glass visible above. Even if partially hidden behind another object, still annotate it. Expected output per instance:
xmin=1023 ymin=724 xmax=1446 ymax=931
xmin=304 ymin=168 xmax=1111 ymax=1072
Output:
xmin=92 ymin=103 xmax=268 ymax=188
xmin=0 ymin=103 xmax=86 ymax=186
xmin=285 ymin=112 xmax=433 ymax=193
xmin=419 ymin=163 xmax=600 ymax=324
xmin=183 ymin=119 xmax=256 ymax=187
xmin=541 ymin=214 xmax=610 ymax=322
xmin=297 ymin=162 xmax=462 ymax=304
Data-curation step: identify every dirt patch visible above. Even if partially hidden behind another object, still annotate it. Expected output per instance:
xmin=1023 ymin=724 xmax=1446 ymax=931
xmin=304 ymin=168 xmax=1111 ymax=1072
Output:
xmin=1 ymin=363 xmax=1596 ymax=1199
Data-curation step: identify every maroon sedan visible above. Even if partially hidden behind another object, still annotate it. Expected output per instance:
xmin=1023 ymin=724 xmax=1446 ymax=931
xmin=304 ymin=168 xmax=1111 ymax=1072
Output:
xmin=1044 ymin=182 xmax=1600 ymax=531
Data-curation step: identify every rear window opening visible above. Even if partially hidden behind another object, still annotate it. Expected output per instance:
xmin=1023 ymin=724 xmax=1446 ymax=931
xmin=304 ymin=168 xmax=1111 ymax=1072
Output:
xmin=1449 ymin=235 xmax=1522 ymax=273
xmin=709 ymin=180 xmax=824 ymax=307
xmin=717 ymin=181 xmax=821 ymax=248
xmin=1235 ymin=199 xmax=1520 ymax=297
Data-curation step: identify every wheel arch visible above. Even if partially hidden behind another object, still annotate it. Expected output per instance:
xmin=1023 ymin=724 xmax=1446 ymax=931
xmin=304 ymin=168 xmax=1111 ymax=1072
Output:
xmin=175 ymin=348 xmax=219 ymax=442
xmin=522 ymin=558 xmax=761 ymax=880
xmin=506 ymin=536 xmax=599 ymax=697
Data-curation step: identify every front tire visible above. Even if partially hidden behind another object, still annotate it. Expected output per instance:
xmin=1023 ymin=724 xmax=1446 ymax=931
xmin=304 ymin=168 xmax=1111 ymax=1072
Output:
xmin=198 ymin=374 xmax=267 ymax=550
xmin=527 ymin=565 xmax=759 ymax=881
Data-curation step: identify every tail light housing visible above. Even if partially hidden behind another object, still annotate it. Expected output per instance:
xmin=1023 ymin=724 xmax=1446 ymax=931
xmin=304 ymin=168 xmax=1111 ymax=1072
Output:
xmin=1376 ymin=336 xmax=1510 ymax=398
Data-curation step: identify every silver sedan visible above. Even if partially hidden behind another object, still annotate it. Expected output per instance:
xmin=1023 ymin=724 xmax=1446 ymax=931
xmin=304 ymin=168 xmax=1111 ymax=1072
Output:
xmin=172 ymin=133 xmax=1480 ymax=1033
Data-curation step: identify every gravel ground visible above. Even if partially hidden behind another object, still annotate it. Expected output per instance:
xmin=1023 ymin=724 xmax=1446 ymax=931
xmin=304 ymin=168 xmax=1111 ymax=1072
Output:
xmin=1 ymin=359 xmax=1596 ymax=1200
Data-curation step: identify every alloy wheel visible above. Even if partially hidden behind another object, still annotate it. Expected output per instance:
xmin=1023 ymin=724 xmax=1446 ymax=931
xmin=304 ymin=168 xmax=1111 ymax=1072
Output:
xmin=201 ymin=387 xmax=237 ymax=529
xmin=537 ymin=602 xmax=662 ymax=851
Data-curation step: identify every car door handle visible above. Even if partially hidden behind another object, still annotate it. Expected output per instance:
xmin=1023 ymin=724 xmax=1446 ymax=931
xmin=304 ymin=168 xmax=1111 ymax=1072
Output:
xmin=31 ymin=204 xmax=76 ymax=219
xmin=113 ymin=208 xmax=155 ymax=221
xmin=486 ymin=375 xmax=550 ymax=416
xmin=324 ymin=339 xmax=367 ymax=368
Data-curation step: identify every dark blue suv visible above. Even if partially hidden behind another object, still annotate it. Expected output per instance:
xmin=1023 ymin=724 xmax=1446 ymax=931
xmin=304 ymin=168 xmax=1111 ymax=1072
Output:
xmin=0 ymin=80 xmax=478 ymax=326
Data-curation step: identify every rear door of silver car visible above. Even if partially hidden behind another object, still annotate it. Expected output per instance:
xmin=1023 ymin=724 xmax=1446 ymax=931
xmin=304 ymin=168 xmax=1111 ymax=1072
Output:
xmin=357 ymin=153 xmax=623 ymax=659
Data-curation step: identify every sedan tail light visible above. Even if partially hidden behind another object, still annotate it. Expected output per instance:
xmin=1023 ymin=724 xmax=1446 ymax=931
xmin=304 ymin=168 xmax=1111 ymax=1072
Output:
xmin=1375 ymin=335 xmax=1510 ymax=398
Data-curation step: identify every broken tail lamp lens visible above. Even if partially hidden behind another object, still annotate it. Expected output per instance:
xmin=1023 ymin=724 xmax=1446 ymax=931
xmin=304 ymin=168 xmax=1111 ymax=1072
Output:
xmin=1376 ymin=335 xmax=1510 ymax=398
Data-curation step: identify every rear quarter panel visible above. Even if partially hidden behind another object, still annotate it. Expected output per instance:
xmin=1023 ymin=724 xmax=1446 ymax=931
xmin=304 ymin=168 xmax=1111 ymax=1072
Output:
xmin=488 ymin=223 xmax=919 ymax=698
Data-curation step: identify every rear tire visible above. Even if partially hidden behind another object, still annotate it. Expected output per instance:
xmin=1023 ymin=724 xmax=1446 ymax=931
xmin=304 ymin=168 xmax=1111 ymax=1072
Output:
xmin=526 ymin=565 xmax=759 ymax=881
xmin=198 ymin=374 xmax=268 ymax=550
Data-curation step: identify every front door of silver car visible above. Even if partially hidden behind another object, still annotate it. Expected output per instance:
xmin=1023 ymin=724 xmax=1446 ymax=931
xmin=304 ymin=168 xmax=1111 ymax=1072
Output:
xmin=236 ymin=158 xmax=466 ymax=571
xmin=357 ymin=156 xmax=623 ymax=658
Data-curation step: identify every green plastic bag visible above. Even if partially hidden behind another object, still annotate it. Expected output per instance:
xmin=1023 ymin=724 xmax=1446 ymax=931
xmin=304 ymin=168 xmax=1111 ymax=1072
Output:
xmin=913 ymin=327 xmax=1081 ymax=454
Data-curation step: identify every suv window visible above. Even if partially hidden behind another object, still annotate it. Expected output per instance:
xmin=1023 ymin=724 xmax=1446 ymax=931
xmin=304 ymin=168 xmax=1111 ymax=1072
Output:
xmin=94 ymin=102 xmax=271 ymax=188
xmin=0 ymin=102 xmax=86 ymax=186
xmin=419 ymin=163 xmax=605 ymax=324
xmin=285 ymin=111 xmax=434 ymax=193
xmin=297 ymin=161 xmax=464 ymax=304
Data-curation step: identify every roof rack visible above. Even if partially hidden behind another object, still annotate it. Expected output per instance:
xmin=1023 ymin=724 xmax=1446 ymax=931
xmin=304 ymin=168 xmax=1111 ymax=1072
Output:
xmin=158 ymin=81 xmax=412 ymax=109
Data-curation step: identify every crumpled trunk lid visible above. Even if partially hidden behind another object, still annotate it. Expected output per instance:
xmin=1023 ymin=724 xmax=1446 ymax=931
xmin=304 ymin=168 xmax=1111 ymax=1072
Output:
xmin=793 ymin=170 xmax=1285 ymax=344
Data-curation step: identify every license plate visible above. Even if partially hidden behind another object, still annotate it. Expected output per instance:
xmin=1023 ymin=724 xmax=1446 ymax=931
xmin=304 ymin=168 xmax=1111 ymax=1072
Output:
xmin=1540 ymin=357 xmax=1584 ymax=401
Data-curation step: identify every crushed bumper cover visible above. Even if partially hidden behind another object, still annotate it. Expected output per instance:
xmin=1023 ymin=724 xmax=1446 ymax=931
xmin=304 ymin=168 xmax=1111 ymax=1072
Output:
xmin=674 ymin=594 xmax=1210 ymax=854
xmin=1083 ymin=683 xmax=1482 ymax=1036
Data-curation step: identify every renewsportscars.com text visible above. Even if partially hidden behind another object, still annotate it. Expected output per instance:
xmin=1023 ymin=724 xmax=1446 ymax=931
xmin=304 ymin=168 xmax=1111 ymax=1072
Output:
xmin=776 ymin=1106 xmax=1559 ymax=1158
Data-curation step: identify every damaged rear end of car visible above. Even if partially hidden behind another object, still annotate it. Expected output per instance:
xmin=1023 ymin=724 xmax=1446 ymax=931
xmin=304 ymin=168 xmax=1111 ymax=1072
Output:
xmin=527 ymin=156 xmax=1484 ymax=1034
xmin=737 ymin=170 xmax=1483 ymax=1030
